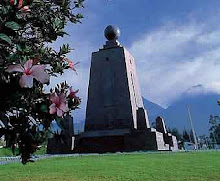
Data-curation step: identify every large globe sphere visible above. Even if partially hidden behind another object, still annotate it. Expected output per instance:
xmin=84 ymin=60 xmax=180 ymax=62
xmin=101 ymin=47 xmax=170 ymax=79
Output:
xmin=104 ymin=25 xmax=120 ymax=40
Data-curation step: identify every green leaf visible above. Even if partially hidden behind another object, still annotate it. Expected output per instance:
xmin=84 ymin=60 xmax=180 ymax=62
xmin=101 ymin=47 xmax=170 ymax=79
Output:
xmin=0 ymin=16 xmax=3 ymax=23
xmin=1 ymin=6 xmax=9 ymax=15
xmin=0 ymin=33 xmax=11 ymax=44
xmin=8 ymin=54 xmax=19 ymax=62
xmin=24 ymin=46 xmax=31 ymax=53
xmin=16 ymin=14 xmax=23 ymax=20
xmin=40 ymin=105 xmax=48 ymax=113
xmin=57 ymin=30 xmax=69 ymax=37
xmin=53 ymin=17 xmax=61 ymax=29
xmin=16 ymin=44 xmax=22 ymax=51
xmin=5 ymin=21 xmax=21 ymax=31
xmin=76 ymin=13 xmax=83 ymax=19
xmin=33 ymin=0 xmax=42 ymax=3
xmin=14 ymin=0 xmax=18 ymax=5
xmin=59 ymin=44 xmax=70 ymax=55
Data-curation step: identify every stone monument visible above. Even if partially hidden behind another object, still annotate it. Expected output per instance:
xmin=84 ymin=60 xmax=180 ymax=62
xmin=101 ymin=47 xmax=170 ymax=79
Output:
xmin=74 ymin=25 xmax=178 ymax=153
xmin=85 ymin=25 xmax=149 ymax=132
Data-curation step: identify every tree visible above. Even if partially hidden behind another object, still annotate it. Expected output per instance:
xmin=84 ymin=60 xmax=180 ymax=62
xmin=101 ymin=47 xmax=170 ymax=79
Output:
xmin=167 ymin=127 xmax=181 ymax=141
xmin=0 ymin=0 xmax=83 ymax=164
xmin=210 ymin=124 xmax=220 ymax=145
xmin=182 ymin=129 xmax=190 ymax=142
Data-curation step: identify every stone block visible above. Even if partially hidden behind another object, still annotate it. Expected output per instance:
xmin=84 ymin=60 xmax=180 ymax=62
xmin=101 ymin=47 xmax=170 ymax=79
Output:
xmin=47 ymin=135 xmax=73 ymax=154
xmin=163 ymin=133 xmax=178 ymax=151
xmin=156 ymin=116 xmax=167 ymax=134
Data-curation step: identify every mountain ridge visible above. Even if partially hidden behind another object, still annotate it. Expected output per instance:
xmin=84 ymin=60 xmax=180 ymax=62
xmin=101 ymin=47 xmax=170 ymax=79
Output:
xmin=143 ymin=92 xmax=220 ymax=135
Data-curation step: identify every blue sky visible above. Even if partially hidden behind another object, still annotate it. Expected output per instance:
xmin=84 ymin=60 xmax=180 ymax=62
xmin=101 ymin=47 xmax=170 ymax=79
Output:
xmin=50 ymin=0 xmax=220 ymax=122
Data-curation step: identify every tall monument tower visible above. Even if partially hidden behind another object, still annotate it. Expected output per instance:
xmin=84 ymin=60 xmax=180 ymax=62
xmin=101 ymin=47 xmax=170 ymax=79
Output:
xmin=75 ymin=25 xmax=178 ymax=153
xmin=85 ymin=25 xmax=150 ymax=131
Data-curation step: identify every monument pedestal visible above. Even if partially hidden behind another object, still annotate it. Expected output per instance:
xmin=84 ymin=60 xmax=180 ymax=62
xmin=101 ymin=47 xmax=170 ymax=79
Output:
xmin=47 ymin=135 xmax=74 ymax=154
xmin=124 ymin=128 xmax=169 ymax=151
xmin=163 ymin=133 xmax=178 ymax=151
xmin=47 ymin=115 xmax=75 ymax=154
xmin=75 ymin=128 xmax=170 ymax=153
xmin=156 ymin=116 xmax=178 ymax=151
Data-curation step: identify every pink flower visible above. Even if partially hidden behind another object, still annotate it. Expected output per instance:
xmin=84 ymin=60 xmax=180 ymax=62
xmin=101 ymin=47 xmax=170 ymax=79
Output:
xmin=49 ymin=93 xmax=68 ymax=117
xmin=18 ymin=0 xmax=23 ymax=8
xmin=6 ymin=59 xmax=50 ymax=88
xmin=69 ymin=87 xmax=79 ymax=99
xmin=21 ymin=6 xmax=31 ymax=13
xmin=10 ymin=0 xmax=15 ymax=6
xmin=20 ymin=5 xmax=31 ymax=19
xmin=63 ymin=58 xmax=78 ymax=71
xmin=67 ymin=59 xmax=74 ymax=69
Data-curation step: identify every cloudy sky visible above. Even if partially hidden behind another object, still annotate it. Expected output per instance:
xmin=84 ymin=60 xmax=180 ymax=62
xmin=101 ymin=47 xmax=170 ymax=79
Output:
xmin=51 ymin=0 xmax=220 ymax=122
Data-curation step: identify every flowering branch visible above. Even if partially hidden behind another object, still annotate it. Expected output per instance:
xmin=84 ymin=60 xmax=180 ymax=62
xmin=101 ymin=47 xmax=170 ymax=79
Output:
xmin=0 ymin=0 xmax=84 ymax=164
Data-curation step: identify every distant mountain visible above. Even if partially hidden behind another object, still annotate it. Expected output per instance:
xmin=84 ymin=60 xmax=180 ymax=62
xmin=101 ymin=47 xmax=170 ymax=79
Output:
xmin=142 ymin=97 xmax=165 ymax=120
xmin=143 ymin=90 xmax=220 ymax=136
xmin=73 ymin=85 xmax=220 ymax=136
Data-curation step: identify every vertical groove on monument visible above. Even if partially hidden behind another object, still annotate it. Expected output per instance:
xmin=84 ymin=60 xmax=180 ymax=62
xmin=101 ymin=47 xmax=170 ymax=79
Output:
xmin=85 ymin=26 xmax=149 ymax=132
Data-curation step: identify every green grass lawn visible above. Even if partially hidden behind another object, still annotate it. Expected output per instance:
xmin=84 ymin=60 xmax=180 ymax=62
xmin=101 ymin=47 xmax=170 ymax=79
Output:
xmin=0 ymin=147 xmax=46 ymax=157
xmin=0 ymin=151 xmax=220 ymax=181
xmin=0 ymin=148 xmax=18 ymax=157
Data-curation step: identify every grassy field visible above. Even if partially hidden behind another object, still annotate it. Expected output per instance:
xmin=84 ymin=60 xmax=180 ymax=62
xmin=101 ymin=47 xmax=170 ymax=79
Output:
xmin=0 ymin=147 xmax=46 ymax=157
xmin=0 ymin=151 xmax=220 ymax=181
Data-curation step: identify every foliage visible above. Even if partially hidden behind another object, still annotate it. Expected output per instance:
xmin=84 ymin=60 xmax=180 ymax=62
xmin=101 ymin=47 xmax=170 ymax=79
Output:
xmin=210 ymin=124 xmax=220 ymax=144
xmin=182 ymin=129 xmax=190 ymax=142
xmin=167 ymin=127 xmax=181 ymax=141
xmin=0 ymin=145 xmax=46 ymax=156
xmin=209 ymin=114 xmax=220 ymax=145
xmin=0 ymin=0 xmax=83 ymax=164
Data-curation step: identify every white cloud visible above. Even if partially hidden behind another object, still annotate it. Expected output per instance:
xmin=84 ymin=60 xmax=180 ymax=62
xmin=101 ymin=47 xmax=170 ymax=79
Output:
xmin=47 ymin=15 xmax=220 ymax=122
xmin=129 ymin=22 xmax=220 ymax=107
xmin=197 ymin=30 xmax=220 ymax=45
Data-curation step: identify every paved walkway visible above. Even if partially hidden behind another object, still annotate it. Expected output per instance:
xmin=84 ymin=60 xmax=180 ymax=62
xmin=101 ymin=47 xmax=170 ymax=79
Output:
xmin=0 ymin=153 xmax=103 ymax=165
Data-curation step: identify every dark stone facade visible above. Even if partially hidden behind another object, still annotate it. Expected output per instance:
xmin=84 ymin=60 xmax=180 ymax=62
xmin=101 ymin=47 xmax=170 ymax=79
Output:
xmin=75 ymin=127 xmax=172 ymax=153
xmin=74 ymin=27 xmax=178 ymax=153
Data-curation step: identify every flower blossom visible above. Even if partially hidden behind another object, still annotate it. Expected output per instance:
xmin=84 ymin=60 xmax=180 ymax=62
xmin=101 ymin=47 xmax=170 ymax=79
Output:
xmin=18 ymin=0 xmax=23 ymax=8
xmin=10 ymin=0 xmax=27 ymax=8
xmin=66 ymin=59 xmax=73 ymax=69
xmin=10 ymin=0 xmax=31 ymax=13
xmin=68 ymin=87 xmax=79 ymax=99
xmin=6 ymin=59 xmax=50 ymax=88
xmin=21 ymin=5 xmax=31 ymax=13
xmin=63 ymin=58 xmax=78 ymax=71
xmin=49 ymin=93 xmax=68 ymax=117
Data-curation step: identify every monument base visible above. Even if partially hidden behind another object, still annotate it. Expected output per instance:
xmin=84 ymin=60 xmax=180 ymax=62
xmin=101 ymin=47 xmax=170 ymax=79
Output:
xmin=163 ymin=133 xmax=178 ymax=151
xmin=47 ymin=135 xmax=74 ymax=154
xmin=74 ymin=128 xmax=172 ymax=153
